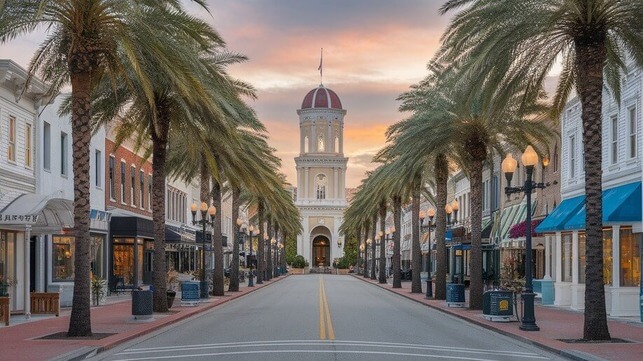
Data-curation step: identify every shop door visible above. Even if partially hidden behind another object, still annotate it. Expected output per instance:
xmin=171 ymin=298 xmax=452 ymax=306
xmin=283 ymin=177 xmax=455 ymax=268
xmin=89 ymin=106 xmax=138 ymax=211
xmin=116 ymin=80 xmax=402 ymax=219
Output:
xmin=29 ymin=237 xmax=36 ymax=292
xmin=143 ymin=249 xmax=153 ymax=285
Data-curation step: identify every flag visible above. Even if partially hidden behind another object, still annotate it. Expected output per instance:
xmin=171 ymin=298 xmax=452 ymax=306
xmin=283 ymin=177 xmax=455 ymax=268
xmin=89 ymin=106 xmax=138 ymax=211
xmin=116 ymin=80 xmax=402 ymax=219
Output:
xmin=318 ymin=48 xmax=323 ymax=80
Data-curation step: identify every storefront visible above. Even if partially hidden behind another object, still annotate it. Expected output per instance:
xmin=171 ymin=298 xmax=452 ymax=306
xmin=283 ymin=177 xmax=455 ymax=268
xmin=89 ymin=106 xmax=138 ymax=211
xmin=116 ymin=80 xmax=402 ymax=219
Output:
xmin=165 ymin=224 xmax=197 ymax=273
xmin=536 ymin=182 xmax=642 ymax=316
xmin=110 ymin=216 xmax=154 ymax=288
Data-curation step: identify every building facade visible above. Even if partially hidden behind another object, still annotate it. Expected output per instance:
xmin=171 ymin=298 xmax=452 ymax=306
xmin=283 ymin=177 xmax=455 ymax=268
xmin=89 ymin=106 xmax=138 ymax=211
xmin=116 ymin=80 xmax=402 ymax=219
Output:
xmin=536 ymin=60 xmax=642 ymax=316
xmin=295 ymin=84 xmax=347 ymax=267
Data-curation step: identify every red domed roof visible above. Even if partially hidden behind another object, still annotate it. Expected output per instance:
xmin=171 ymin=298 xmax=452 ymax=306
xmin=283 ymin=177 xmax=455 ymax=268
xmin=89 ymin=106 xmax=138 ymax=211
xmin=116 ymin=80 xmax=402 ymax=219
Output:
xmin=301 ymin=85 xmax=342 ymax=110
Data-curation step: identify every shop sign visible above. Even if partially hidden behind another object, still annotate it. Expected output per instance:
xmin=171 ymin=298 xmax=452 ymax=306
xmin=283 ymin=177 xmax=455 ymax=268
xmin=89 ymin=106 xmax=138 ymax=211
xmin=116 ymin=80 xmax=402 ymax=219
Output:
xmin=0 ymin=213 xmax=39 ymax=224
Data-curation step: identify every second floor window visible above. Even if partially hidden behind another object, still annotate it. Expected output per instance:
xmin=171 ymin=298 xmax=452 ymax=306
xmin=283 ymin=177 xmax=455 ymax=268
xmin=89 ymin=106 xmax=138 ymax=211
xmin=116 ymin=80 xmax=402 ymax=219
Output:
xmin=148 ymin=175 xmax=152 ymax=209
xmin=316 ymin=174 xmax=326 ymax=200
xmin=60 ymin=132 xmax=68 ymax=176
xmin=628 ymin=106 xmax=637 ymax=159
xmin=120 ymin=161 xmax=126 ymax=202
xmin=25 ymin=123 xmax=32 ymax=167
xmin=43 ymin=122 xmax=51 ymax=170
xmin=611 ymin=115 xmax=618 ymax=164
xmin=95 ymin=150 xmax=102 ymax=188
xmin=131 ymin=165 xmax=136 ymax=206
xmin=140 ymin=170 xmax=145 ymax=208
xmin=8 ymin=116 xmax=16 ymax=162
xmin=109 ymin=156 xmax=115 ymax=200
xmin=569 ymin=135 xmax=576 ymax=179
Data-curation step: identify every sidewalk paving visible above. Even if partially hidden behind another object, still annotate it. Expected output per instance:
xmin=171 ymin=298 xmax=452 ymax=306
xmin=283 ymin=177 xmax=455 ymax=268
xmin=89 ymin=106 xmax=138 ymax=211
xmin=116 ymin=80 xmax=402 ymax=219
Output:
xmin=0 ymin=276 xmax=288 ymax=361
xmin=354 ymin=275 xmax=643 ymax=361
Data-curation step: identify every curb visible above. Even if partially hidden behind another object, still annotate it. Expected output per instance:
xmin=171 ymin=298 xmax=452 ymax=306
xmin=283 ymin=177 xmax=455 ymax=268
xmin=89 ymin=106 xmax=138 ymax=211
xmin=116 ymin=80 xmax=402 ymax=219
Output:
xmin=351 ymin=275 xmax=599 ymax=361
xmin=90 ymin=275 xmax=289 ymax=358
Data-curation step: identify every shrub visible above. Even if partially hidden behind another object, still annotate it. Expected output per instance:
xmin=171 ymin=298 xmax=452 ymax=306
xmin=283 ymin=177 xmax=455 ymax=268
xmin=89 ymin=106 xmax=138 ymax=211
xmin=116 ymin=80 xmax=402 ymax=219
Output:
xmin=291 ymin=255 xmax=309 ymax=268
xmin=334 ymin=257 xmax=351 ymax=269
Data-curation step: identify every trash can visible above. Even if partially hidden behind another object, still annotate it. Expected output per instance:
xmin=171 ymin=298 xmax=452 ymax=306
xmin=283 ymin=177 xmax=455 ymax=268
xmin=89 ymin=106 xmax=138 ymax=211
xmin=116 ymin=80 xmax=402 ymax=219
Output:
xmin=181 ymin=281 xmax=200 ymax=306
xmin=540 ymin=279 xmax=554 ymax=305
xmin=446 ymin=283 xmax=465 ymax=307
xmin=482 ymin=290 xmax=514 ymax=321
xmin=131 ymin=290 xmax=153 ymax=320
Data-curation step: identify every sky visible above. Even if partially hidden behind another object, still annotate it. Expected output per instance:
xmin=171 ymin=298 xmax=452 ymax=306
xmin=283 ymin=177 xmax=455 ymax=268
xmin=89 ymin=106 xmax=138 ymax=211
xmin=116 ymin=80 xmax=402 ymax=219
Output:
xmin=0 ymin=0 xmax=453 ymax=188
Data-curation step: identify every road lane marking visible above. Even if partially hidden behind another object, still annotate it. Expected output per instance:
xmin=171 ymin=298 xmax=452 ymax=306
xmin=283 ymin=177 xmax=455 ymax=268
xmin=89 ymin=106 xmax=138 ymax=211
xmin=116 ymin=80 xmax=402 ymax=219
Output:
xmin=120 ymin=340 xmax=546 ymax=358
xmin=112 ymin=349 xmax=549 ymax=361
xmin=321 ymin=277 xmax=335 ymax=340
xmin=319 ymin=277 xmax=326 ymax=339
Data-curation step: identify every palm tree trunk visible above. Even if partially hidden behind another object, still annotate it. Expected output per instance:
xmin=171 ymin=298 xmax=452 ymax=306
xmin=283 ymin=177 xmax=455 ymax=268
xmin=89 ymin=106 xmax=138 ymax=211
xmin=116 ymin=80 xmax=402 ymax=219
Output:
xmin=274 ymin=224 xmax=280 ymax=278
xmin=469 ymin=161 xmax=484 ymax=310
xmin=371 ymin=215 xmax=377 ymax=280
xmin=434 ymin=154 xmax=448 ymax=300
xmin=266 ymin=218 xmax=273 ymax=281
xmin=256 ymin=200 xmax=264 ymax=284
xmin=575 ymin=39 xmax=610 ymax=341
xmin=363 ymin=223 xmax=369 ymax=278
xmin=229 ymin=187 xmax=241 ymax=291
xmin=392 ymin=195 xmax=402 ymax=288
xmin=211 ymin=178 xmax=224 ymax=296
xmin=67 ymin=70 xmax=93 ymax=337
xmin=379 ymin=201 xmax=387 ymax=284
xmin=411 ymin=173 xmax=422 ymax=293
xmin=151 ymin=108 xmax=170 ymax=313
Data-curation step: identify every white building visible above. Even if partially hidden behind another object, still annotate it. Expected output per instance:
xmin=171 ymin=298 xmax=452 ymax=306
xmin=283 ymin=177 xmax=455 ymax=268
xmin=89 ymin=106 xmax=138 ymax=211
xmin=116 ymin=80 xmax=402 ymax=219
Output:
xmin=536 ymin=60 xmax=642 ymax=316
xmin=295 ymin=84 xmax=347 ymax=267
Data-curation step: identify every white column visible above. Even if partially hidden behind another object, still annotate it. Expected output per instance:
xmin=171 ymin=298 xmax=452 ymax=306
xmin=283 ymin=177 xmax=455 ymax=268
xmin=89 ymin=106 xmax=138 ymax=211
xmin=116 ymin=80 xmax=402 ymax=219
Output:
xmin=571 ymin=231 xmax=579 ymax=284
xmin=333 ymin=167 xmax=338 ymax=199
xmin=297 ymin=167 xmax=302 ymax=200
xmin=340 ymin=168 xmax=345 ymax=199
xmin=555 ymin=232 xmax=562 ymax=283
xmin=544 ymin=235 xmax=552 ymax=279
xmin=24 ymin=225 xmax=31 ymax=319
xmin=311 ymin=124 xmax=317 ymax=152
xmin=327 ymin=121 xmax=332 ymax=153
xmin=304 ymin=167 xmax=310 ymax=200
xmin=612 ymin=226 xmax=620 ymax=288
xmin=339 ymin=123 xmax=344 ymax=154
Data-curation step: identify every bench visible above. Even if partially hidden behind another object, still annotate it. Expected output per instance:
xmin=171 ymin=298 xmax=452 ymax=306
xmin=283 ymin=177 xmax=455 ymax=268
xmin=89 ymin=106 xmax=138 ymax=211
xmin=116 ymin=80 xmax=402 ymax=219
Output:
xmin=0 ymin=297 xmax=9 ymax=326
xmin=30 ymin=292 xmax=60 ymax=316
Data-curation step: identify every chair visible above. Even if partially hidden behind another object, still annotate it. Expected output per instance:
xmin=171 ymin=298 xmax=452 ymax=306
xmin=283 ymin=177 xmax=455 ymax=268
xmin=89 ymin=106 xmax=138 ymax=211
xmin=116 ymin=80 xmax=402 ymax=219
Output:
xmin=109 ymin=276 xmax=124 ymax=295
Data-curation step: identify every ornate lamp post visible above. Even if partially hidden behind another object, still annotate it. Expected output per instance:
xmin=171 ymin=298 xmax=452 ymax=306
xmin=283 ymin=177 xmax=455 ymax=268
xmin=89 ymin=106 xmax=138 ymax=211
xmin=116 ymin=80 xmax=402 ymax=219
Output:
xmin=271 ymin=238 xmax=278 ymax=277
xmin=366 ymin=238 xmax=373 ymax=278
xmin=359 ymin=243 xmax=365 ymax=275
xmin=384 ymin=226 xmax=395 ymax=278
xmin=420 ymin=208 xmax=436 ymax=298
xmin=248 ymin=225 xmax=256 ymax=287
xmin=502 ymin=145 xmax=545 ymax=332
xmin=191 ymin=202 xmax=217 ymax=299
xmin=278 ymin=242 xmax=284 ymax=275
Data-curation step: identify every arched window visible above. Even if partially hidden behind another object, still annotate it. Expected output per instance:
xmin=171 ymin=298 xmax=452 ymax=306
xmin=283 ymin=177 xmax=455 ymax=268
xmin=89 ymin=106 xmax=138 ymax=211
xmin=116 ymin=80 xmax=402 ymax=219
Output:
xmin=316 ymin=174 xmax=327 ymax=199
xmin=304 ymin=136 xmax=309 ymax=153
xmin=318 ymin=135 xmax=325 ymax=152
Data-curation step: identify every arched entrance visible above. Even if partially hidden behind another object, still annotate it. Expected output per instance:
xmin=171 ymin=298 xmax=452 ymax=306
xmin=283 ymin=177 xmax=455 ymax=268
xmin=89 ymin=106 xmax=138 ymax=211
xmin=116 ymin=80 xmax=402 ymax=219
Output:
xmin=312 ymin=236 xmax=330 ymax=267
xmin=310 ymin=225 xmax=332 ymax=267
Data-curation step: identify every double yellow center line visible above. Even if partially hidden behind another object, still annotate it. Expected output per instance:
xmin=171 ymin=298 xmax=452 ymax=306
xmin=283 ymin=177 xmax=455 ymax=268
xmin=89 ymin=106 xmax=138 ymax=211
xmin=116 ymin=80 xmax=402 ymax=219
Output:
xmin=318 ymin=276 xmax=335 ymax=340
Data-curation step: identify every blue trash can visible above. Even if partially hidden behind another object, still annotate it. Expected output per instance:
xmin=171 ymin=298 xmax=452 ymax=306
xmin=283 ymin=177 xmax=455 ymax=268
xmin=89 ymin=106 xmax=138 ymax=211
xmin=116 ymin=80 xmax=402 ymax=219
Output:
xmin=446 ymin=283 xmax=465 ymax=307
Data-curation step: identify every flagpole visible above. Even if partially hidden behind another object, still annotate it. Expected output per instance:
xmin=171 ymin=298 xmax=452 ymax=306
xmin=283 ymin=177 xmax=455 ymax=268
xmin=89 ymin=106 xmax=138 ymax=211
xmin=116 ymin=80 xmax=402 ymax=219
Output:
xmin=318 ymin=48 xmax=323 ymax=85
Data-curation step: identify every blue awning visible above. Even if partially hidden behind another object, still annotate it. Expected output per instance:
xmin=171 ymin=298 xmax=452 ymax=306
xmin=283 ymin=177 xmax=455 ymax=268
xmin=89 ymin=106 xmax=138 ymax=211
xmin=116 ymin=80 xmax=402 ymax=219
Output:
xmin=535 ymin=195 xmax=585 ymax=233
xmin=564 ymin=182 xmax=641 ymax=230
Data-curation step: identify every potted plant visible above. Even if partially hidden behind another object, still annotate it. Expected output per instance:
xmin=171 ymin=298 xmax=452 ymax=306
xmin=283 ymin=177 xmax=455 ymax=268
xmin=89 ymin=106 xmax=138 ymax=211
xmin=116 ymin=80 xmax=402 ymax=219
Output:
xmin=290 ymin=255 xmax=309 ymax=274
xmin=166 ymin=269 xmax=178 ymax=308
xmin=500 ymin=257 xmax=525 ymax=321
xmin=0 ymin=276 xmax=16 ymax=297
xmin=90 ymin=276 xmax=107 ymax=306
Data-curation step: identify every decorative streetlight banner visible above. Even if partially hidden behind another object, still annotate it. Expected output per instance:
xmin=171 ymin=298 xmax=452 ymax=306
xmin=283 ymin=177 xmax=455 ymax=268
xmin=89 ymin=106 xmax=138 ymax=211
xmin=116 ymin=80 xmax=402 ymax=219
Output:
xmin=0 ymin=213 xmax=39 ymax=224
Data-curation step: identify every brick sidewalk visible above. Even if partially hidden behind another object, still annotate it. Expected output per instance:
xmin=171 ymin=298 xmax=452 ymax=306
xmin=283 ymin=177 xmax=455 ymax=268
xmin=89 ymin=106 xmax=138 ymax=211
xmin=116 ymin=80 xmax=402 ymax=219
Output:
xmin=354 ymin=275 xmax=643 ymax=361
xmin=0 ymin=276 xmax=287 ymax=361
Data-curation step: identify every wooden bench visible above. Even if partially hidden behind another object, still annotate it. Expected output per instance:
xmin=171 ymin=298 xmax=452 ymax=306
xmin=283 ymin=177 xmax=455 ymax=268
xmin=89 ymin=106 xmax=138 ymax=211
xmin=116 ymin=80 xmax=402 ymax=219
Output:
xmin=30 ymin=292 xmax=60 ymax=317
xmin=0 ymin=297 xmax=9 ymax=326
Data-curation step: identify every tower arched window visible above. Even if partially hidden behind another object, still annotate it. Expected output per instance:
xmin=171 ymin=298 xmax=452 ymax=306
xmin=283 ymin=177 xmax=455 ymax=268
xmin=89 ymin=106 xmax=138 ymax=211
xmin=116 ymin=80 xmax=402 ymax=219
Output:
xmin=318 ymin=135 xmax=325 ymax=152
xmin=304 ymin=136 xmax=309 ymax=153
xmin=316 ymin=174 xmax=327 ymax=200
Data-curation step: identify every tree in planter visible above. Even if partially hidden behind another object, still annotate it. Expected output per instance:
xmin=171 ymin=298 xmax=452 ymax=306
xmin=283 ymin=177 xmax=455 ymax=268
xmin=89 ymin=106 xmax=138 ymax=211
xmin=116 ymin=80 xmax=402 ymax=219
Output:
xmin=500 ymin=256 xmax=526 ymax=322
xmin=291 ymin=255 xmax=309 ymax=269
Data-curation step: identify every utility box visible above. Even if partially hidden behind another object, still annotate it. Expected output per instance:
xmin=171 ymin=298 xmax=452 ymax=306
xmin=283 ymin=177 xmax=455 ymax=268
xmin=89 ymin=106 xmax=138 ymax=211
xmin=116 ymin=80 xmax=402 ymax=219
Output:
xmin=482 ymin=290 xmax=514 ymax=322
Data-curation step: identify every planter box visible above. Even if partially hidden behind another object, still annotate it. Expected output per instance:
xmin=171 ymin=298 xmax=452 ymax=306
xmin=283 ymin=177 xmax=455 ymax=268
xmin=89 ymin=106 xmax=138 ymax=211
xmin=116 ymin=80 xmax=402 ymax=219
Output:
xmin=30 ymin=293 xmax=60 ymax=316
xmin=0 ymin=297 xmax=9 ymax=326
xmin=337 ymin=269 xmax=350 ymax=275
xmin=289 ymin=268 xmax=308 ymax=275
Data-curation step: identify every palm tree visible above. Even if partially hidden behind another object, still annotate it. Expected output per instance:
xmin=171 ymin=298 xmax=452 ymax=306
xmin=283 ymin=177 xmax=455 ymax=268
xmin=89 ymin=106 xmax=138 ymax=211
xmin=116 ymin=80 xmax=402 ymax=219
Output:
xmin=0 ymin=0 xmax=217 ymax=336
xmin=437 ymin=0 xmax=643 ymax=339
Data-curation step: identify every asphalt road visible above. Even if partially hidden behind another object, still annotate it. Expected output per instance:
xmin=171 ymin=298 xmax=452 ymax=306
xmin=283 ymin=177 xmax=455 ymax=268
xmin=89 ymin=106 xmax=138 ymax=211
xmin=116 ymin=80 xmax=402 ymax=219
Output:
xmin=94 ymin=275 xmax=568 ymax=361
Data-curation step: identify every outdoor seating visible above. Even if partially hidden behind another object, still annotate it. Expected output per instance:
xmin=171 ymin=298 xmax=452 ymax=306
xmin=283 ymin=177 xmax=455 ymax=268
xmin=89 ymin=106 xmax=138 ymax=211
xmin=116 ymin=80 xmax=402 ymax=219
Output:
xmin=30 ymin=292 xmax=60 ymax=316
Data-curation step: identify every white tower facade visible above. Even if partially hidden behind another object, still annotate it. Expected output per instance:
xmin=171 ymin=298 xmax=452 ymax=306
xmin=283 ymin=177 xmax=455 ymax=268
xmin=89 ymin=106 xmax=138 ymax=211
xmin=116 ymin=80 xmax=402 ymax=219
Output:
xmin=295 ymin=85 xmax=348 ymax=267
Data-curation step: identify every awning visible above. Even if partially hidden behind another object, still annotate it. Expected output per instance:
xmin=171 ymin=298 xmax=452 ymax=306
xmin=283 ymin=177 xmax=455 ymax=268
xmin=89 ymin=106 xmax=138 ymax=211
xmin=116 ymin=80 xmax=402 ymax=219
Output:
xmin=563 ymin=182 xmax=641 ymax=230
xmin=492 ymin=200 xmax=537 ymax=243
xmin=535 ymin=195 xmax=584 ymax=233
xmin=481 ymin=217 xmax=493 ymax=239
xmin=0 ymin=193 xmax=73 ymax=231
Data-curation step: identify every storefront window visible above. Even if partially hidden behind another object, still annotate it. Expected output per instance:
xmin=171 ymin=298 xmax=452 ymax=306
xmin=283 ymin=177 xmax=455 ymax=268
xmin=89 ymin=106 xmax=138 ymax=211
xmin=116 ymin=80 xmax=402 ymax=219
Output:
xmin=603 ymin=229 xmax=613 ymax=285
xmin=53 ymin=236 xmax=75 ymax=281
xmin=113 ymin=238 xmax=135 ymax=286
xmin=561 ymin=233 xmax=572 ymax=282
xmin=578 ymin=232 xmax=586 ymax=284
xmin=90 ymin=235 xmax=105 ymax=279
xmin=619 ymin=227 xmax=641 ymax=287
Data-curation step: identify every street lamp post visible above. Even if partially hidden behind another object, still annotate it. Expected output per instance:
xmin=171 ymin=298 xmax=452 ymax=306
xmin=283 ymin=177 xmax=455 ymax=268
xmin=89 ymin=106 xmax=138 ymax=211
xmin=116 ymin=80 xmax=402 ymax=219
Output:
xmin=502 ymin=145 xmax=545 ymax=332
xmin=420 ymin=208 xmax=436 ymax=298
xmin=278 ymin=242 xmax=284 ymax=275
xmin=384 ymin=226 xmax=395 ymax=279
xmin=366 ymin=238 xmax=373 ymax=278
xmin=191 ymin=202 xmax=217 ymax=299
xmin=271 ymin=238 xmax=278 ymax=278
xmin=248 ymin=225 xmax=256 ymax=287
xmin=359 ymin=243 xmax=365 ymax=275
